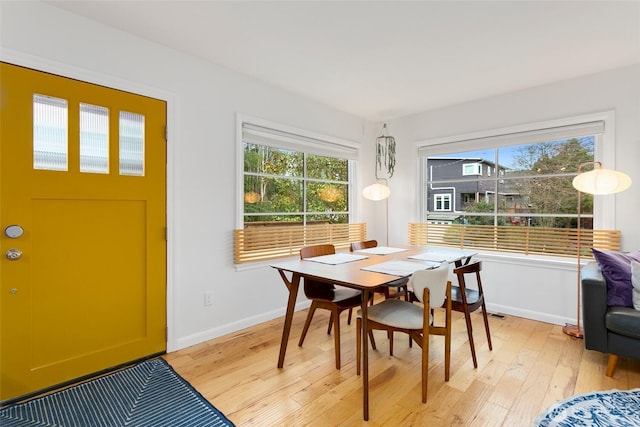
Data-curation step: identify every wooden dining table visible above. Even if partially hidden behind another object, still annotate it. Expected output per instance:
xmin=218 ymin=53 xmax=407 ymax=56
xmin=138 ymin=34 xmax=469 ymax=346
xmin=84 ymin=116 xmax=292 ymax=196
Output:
xmin=270 ymin=245 xmax=476 ymax=420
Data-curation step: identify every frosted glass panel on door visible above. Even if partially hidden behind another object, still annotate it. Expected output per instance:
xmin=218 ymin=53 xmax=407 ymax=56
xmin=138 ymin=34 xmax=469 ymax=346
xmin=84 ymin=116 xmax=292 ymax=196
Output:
xmin=80 ymin=103 xmax=109 ymax=174
xmin=33 ymin=94 xmax=68 ymax=171
xmin=119 ymin=111 xmax=144 ymax=176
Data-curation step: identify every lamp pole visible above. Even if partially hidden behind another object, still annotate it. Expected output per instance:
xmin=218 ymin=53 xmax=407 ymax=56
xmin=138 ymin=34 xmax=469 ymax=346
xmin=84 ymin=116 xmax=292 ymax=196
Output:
xmin=563 ymin=177 xmax=584 ymax=338
xmin=563 ymin=161 xmax=632 ymax=338
xmin=383 ymin=178 xmax=389 ymax=246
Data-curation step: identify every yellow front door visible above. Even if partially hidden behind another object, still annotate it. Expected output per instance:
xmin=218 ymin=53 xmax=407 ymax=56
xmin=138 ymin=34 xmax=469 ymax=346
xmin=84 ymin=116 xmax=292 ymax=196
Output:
xmin=0 ymin=62 xmax=167 ymax=401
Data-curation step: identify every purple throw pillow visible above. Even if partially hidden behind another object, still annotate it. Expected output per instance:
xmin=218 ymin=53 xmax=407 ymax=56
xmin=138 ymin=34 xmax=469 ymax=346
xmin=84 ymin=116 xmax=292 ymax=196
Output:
xmin=592 ymin=249 xmax=640 ymax=307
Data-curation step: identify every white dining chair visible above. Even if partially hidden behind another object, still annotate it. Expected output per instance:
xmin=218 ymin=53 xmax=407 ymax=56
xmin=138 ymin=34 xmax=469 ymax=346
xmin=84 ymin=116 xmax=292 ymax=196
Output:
xmin=356 ymin=262 xmax=452 ymax=403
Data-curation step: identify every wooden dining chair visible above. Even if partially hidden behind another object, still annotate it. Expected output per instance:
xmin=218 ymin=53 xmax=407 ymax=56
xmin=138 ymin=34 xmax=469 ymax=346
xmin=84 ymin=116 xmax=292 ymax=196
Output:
xmin=298 ymin=244 xmax=368 ymax=369
xmin=350 ymin=240 xmax=409 ymax=301
xmin=451 ymin=261 xmax=492 ymax=368
xmin=356 ymin=262 xmax=452 ymax=403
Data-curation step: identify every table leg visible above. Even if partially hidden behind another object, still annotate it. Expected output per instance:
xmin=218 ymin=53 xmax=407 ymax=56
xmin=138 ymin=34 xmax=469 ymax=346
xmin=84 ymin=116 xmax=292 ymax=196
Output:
xmin=277 ymin=270 xmax=300 ymax=369
xmin=362 ymin=288 xmax=370 ymax=420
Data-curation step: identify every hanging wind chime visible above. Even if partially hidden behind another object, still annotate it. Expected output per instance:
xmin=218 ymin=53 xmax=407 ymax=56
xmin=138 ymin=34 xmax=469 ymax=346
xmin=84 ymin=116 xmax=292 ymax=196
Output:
xmin=376 ymin=123 xmax=396 ymax=178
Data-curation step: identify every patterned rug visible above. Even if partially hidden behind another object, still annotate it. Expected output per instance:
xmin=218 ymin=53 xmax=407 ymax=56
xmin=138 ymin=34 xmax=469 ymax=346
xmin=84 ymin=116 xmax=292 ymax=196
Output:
xmin=0 ymin=358 xmax=234 ymax=427
xmin=535 ymin=388 xmax=640 ymax=427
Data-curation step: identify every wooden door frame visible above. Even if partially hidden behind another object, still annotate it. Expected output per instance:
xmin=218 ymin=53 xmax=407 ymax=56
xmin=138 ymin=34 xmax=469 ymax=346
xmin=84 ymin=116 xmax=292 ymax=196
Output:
xmin=1 ymin=49 xmax=177 ymax=352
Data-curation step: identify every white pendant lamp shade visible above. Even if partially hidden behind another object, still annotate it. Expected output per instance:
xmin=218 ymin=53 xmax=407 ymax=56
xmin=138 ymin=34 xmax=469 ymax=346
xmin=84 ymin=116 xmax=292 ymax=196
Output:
xmin=362 ymin=182 xmax=391 ymax=201
xmin=572 ymin=168 xmax=632 ymax=195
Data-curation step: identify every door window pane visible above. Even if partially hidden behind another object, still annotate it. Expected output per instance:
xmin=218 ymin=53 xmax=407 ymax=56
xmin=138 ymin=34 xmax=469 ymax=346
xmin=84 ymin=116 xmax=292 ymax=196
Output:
xmin=119 ymin=111 xmax=144 ymax=176
xmin=33 ymin=94 xmax=68 ymax=171
xmin=80 ymin=103 xmax=109 ymax=174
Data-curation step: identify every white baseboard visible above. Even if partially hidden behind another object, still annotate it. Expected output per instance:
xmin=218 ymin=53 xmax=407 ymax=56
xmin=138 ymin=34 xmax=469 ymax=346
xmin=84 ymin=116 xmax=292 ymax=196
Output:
xmin=485 ymin=302 xmax=573 ymax=327
xmin=175 ymin=300 xmax=311 ymax=351
xmin=173 ymin=300 xmax=572 ymax=352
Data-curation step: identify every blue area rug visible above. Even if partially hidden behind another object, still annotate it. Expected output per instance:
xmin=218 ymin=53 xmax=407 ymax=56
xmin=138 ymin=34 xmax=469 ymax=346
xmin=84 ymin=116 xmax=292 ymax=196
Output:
xmin=535 ymin=388 xmax=640 ymax=427
xmin=0 ymin=358 xmax=234 ymax=427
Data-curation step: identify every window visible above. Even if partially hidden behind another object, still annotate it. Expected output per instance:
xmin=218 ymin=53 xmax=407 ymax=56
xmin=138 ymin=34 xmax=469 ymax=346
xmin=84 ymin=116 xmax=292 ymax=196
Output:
xmin=34 ymin=94 xmax=68 ymax=171
xmin=434 ymin=194 xmax=451 ymax=211
xmin=80 ymin=103 xmax=109 ymax=174
xmin=235 ymin=117 xmax=364 ymax=264
xmin=415 ymin=114 xmax=621 ymax=257
xmin=461 ymin=193 xmax=475 ymax=205
xmin=33 ymin=94 xmax=145 ymax=176
xmin=119 ymin=111 xmax=145 ymax=176
xmin=463 ymin=163 xmax=482 ymax=176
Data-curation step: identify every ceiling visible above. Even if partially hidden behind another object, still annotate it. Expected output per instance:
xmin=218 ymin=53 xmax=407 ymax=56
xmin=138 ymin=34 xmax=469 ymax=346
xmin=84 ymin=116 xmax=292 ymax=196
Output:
xmin=47 ymin=1 xmax=640 ymax=122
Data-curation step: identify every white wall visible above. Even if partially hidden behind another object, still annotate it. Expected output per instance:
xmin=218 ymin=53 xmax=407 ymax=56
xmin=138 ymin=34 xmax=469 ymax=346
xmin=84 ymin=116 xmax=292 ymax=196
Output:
xmin=3 ymin=2 xmax=639 ymax=352
xmin=385 ymin=64 xmax=640 ymax=325
xmin=0 ymin=2 xmax=368 ymax=351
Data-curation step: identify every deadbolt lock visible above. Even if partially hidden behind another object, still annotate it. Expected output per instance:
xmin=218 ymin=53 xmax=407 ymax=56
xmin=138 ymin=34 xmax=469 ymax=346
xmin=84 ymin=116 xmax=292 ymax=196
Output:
xmin=5 ymin=248 xmax=22 ymax=261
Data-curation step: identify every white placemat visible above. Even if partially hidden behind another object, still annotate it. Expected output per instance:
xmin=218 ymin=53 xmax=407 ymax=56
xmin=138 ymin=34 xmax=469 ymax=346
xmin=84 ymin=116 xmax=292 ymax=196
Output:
xmin=304 ymin=253 xmax=368 ymax=265
xmin=408 ymin=250 xmax=476 ymax=263
xmin=353 ymin=246 xmax=408 ymax=255
xmin=361 ymin=260 xmax=439 ymax=276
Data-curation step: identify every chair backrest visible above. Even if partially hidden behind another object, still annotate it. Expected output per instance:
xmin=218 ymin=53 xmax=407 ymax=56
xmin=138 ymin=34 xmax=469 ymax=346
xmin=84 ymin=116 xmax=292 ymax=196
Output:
xmin=350 ymin=240 xmax=377 ymax=252
xmin=300 ymin=244 xmax=336 ymax=297
xmin=453 ymin=261 xmax=483 ymax=293
xmin=409 ymin=262 xmax=449 ymax=308
xmin=300 ymin=244 xmax=335 ymax=259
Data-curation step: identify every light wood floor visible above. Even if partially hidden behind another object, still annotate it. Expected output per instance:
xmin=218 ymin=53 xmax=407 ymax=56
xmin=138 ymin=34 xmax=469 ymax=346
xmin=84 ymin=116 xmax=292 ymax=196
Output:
xmin=165 ymin=304 xmax=640 ymax=426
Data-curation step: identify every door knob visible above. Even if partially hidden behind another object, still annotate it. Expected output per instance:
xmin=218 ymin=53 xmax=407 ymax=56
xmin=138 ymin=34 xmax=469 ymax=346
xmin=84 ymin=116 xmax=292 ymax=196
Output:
xmin=5 ymin=248 xmax=22 ymax=260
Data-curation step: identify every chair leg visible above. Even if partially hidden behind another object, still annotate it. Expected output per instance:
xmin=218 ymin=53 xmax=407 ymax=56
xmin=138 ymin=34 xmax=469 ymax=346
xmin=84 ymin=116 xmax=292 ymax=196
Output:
xmin=356 ymin=317 xmax=362 ymax=375
xmin=347 ymin=308 xmax=353 ymax=325
xmin=463 ymin=309 xmax=478 ymax=368
xmin=333 ymin=308 xmax=341 ymax=369
xmin=369 ymin=330 xmax=377 ymax=350
xmin=421 ymin=332 xmax=429 ymax=403
xmin=444 ymin=323 xmax=451 ymax=382
xmin=606 ymin=354 xmax=619 ymax=377
xmin=299 ymin=303 xmax=317 ymax=347
xmin=327 ymin=312 xmax=333 ymax=334
xmin=480 ymin=303 xmax=493 ymax=351
xmin=389 ymin=330 xmax=394 ymax=356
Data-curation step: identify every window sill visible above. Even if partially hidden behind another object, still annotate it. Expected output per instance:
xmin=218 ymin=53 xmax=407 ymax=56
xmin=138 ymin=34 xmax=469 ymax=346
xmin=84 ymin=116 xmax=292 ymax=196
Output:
xmin=474 ymin=249 xmax=587 ymax=270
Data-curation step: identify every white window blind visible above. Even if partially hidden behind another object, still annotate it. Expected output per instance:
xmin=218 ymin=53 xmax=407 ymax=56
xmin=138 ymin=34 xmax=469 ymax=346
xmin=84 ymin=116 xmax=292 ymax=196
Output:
xmin=242 ymin=123 xmax=358 ymax=160
xmin=418 ymin=121 xmax=605 ymax=156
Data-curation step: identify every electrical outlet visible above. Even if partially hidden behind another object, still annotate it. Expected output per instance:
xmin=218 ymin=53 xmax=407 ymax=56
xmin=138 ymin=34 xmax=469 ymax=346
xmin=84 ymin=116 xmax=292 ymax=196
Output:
xmin=204 ymin=291 xmax=213 ymax=306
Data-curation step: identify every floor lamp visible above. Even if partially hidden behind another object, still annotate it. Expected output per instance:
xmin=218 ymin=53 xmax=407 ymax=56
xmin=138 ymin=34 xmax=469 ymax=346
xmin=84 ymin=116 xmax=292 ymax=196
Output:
xmin=562 ymin=161 xmax=632 ymax=338
xmin=362 ymin=124 xmax=395 ymax=246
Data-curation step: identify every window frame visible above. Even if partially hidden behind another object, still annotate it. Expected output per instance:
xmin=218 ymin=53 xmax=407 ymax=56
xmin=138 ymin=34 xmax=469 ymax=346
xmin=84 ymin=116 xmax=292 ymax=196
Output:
xmin=235 ymin=114 xmax=362 ymax=266
xmin=434 ymin=193 xmax=452 ymax=211
xmin=462 ymin=162 xmax=482 ymax=176
xmin=414 ymin=111 xmax=617 ymax=242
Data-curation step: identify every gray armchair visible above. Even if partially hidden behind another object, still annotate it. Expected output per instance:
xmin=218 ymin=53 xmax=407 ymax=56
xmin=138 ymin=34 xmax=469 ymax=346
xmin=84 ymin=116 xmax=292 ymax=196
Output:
xmin=581 ymin=261 xmax=640 ymax=376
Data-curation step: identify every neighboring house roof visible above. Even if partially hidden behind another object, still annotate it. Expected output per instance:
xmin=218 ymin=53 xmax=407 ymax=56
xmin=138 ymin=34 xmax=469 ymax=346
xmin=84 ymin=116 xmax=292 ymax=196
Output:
xmin=427 ymin=157 xmax=511 ymax=171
